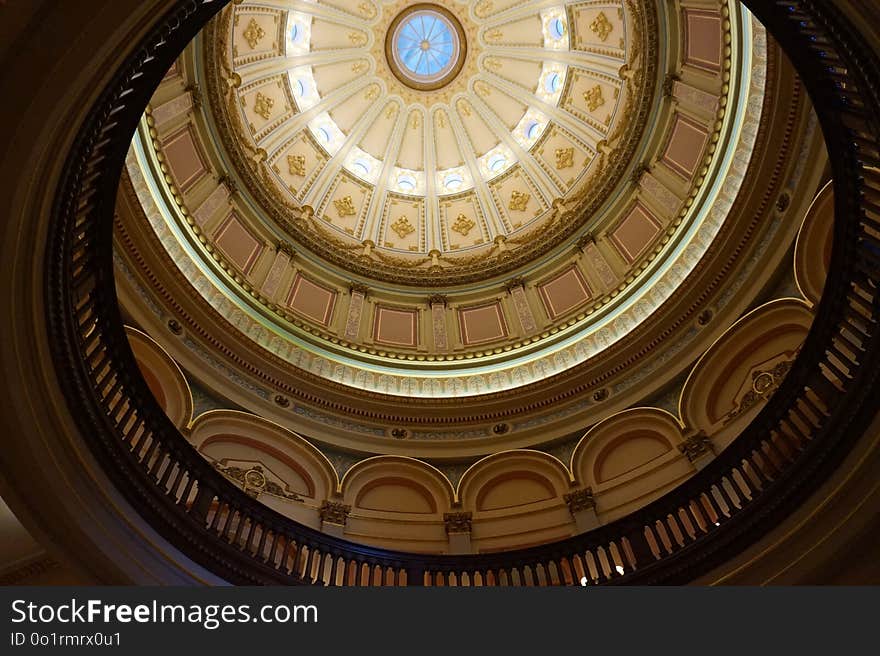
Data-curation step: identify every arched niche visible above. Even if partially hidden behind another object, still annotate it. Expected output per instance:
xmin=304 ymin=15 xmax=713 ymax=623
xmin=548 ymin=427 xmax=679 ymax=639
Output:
xmin=794 ymin=181 xmax=834 ymax=307
xmin=188 ymin=411 xmax=338 ymax=510
xmin=125 ymin=326 xmax=193 ymax=429
xmin=458 ymin=451 xmax=571 ymax=512
xmin=679 ymin=299 xmax=813 ymax=435
xmin=457 ymin=451 xmax=574 ymax=551
xmin=339 ymin=457 xmax=454 ymax=553
xmin=341 ymin=457 xmax=454 ymax=514
xmin=569 ymin=409 xmax=690 ymax=522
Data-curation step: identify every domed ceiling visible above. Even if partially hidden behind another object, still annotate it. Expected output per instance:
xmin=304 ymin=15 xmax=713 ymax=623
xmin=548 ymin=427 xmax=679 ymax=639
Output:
xmin=113 ymin=0 xmax=829 ymax=553
xmin=206 ymin=0 xmax=657 ymax=286
xmin=115 ymin=0 xmax=832 ymax=454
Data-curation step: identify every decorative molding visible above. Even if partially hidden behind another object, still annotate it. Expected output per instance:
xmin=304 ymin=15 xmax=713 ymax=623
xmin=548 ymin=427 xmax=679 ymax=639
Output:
xmin=333 ymin=196 xmax=357 ymax=218
xmin=343 ymin=286 xmax=367 ymax=340
xmin=564 ymin=488 xmax=595 ymax=514
xmin=213 ymin=462 xmax=303 ymax=501
xmin=590 ymin=12 xmax=614 ymax=42
xmin=725 ymin=360 xmax=795 ymax=422
xmin=253 ymin=92 xmax=273 ymax=120
xmin=443 ymin=511 xmax=473 ymax=534
xmin=242 ymin=18 xmax=265 ymax=49
xmin=319 ymin=500 xmax=351 ymax=526
xmin=678 ymin=432 xmax=713 ymax=463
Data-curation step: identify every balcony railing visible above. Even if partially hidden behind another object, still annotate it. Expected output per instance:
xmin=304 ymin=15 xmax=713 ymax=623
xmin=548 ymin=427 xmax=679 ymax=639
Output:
xmin=45 ymin=0 xmax=880 ymax=585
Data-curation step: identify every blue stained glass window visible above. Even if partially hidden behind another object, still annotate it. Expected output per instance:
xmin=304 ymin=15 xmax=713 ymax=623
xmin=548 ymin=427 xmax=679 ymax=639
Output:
xmin=396 ymin=13 xmax=455 ymax=77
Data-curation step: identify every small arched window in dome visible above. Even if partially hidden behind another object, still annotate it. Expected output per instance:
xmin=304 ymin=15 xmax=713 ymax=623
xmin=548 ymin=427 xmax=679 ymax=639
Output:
xmin=290 ymin=24 xmax=299 ymax=43
xmin=545 ymin=72 xmax=561 ymax=94
xmin=353 ymin=159 xmax=371 ymax=177
xmin=397 ymin=174 xmax=416 ymax=192
xmin=524 ymin=120 xmax=541 ymax=139
xmin=317 ymin=127 xmax=330 ymax=143
xmin=550 ymin=18 xmax=566 ymax=39
xmin=444 ymin=173 xmax=464 ymax=191
xmin=488 ymin=153 xmax=507 ymax=173
xmin=295 ymin=79 xmax=306 ymax=97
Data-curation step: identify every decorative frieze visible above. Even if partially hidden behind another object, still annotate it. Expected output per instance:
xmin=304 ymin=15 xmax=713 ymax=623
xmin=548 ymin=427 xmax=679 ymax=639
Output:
xmin=152 ymin=91 xmax=194 ymax=127
xmin=507 ymin=281 xmax=537 ymax=334
xmin=581 ymin=240 xmax=617 ymax=290
xmin=193 ymin=182 xmax=231 ymax=227
xmin=259 ymin=247 xmax=291 ymax=300
xmin=429 ymin=295 xmax=449 ymax=351
xmin=639 ymin=171 xmax=682 ymax=218
xmin=725 ymin=360 xmax=794 ymax=422
xmin=343 ymin=285 xmax=367 ymax=341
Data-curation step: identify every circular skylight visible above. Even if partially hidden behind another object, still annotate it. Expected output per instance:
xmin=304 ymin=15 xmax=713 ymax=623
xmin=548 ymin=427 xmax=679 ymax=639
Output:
xmin=397 ymin=13 xmax=455 ymax=77
xmin=386 ymin=5 xmax=466 ymax=91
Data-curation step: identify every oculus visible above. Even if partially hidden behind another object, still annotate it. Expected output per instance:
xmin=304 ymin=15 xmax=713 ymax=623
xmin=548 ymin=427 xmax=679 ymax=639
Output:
xmin=386 ymin=4 xmax=467 ymax=91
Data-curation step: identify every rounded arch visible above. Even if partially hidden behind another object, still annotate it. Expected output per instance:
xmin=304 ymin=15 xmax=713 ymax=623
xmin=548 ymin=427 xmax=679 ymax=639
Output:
xmin=189 ymin=410 xmax=338 ymax=501
xmin=125 ymin=326 xmax=193 ymax=429
xmin=571 ymin=408 xmax=684 ymax=488
xmin=457 ymin=450 xmax=572 ymax=513
xmin=679 ymin=299 xmax=813 ymax=432
xmin=341 ymin=456 xmax=455 ymax=515
xmin=794 ymin=181 xmax=834 ymax=307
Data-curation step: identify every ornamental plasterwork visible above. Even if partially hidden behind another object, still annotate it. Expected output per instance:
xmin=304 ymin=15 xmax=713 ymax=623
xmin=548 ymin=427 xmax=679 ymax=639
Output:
xmin=243 ymin=18 xmax=265 ymax=49
xmin=555 ymin=147 xmax=575 ymax=169
xmin=391 ymin=216 xmax=416 ymax=239
xmin=334 ymin=196 xmax=357 ymax=218
xmin=584 ymin=85 xmax=605 ymax=112
xmin=287 ymin=154 xmax=306 ymax=176
xmin=508 ymin=190 xmax=531 ymax=212
xmin=591 ymin=12 xmax=614 ymax=42
xmin=451 ymin=213 xmax=476 ymax=236
xmin=253 ymin=92 xmax=273 ymax=120
xmin=213 ymin=461 xmax=303 ymax=501
xmin=200 ymin=0 xmax=662 ymax=286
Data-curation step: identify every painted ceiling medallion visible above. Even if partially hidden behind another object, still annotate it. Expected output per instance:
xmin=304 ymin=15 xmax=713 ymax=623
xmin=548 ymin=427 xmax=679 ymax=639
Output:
xmin=386 ymin=5 xmax=466 ymax=91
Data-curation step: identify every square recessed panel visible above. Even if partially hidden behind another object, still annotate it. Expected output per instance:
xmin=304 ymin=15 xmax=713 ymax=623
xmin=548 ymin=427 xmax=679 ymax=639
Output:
xmin=373 ymin=306 xmax=419 ymax=347
xmin=609 ymin=203 xmax=663 ymax=264
xmin=661 ymin=114 xmax=710 ymax=179
xmin=285 ymin=273 xmax=337 ymax=326
xmin=161 ymin=124 xmax=208 ymax=192
xmin=458 ymin=302 xmax=508 ymax=346
xmin=212 ymin=213 xmax=264 ymax=274
xmin=683 ymin=8 xmax=723 ymax=72
xmin=538 ymin=266 xmax=592 ymax=319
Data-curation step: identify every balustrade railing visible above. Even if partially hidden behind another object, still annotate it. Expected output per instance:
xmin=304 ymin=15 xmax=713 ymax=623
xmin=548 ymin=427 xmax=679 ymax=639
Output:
xmin=45 ymin=0 xmax=880 ymax=585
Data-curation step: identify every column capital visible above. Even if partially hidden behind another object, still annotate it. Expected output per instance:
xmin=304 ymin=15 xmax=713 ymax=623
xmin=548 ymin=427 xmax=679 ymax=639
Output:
xmin=319 ymin=500 xmax=351 ymax=527
xmin=349 ymin=281 xmax=370 ymax=296
xmin=443 ymin=511 xmax=473 ymax=534
xmin=678 ymin=431 xmax=713 ymax=463
xmin=504 ymin=277 xmax=526 ymax=294
xmin=564 ymin=488 xmax=595 ymax=515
